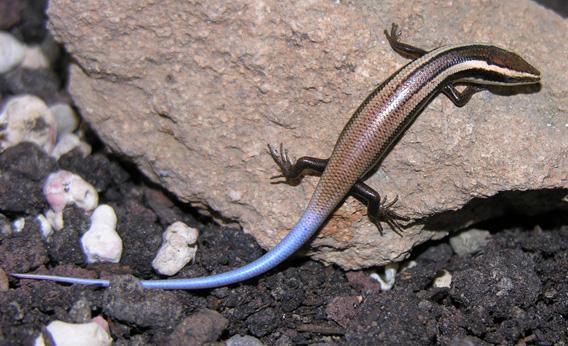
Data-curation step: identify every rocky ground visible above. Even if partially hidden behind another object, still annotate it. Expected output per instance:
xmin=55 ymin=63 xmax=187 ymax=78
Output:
xmin=0 ymin=1 xmax=567 ymax=345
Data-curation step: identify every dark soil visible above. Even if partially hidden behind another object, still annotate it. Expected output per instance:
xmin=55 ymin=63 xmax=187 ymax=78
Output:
xmin=1 ymin=2 xmax=567 ymax=345
xmin=1 ymin=144 xmax=566 ymax=345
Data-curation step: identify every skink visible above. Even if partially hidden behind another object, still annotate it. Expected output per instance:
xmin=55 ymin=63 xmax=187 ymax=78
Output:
xmin=13 ymin=24 xmax=540 ymax=289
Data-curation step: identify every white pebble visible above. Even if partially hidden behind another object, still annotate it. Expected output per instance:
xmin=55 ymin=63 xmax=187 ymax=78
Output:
xmin=43 ymin=170 xmax=98 ymax=213
xmin=370 ymin=263 xmax=399 ymax=291
xmin=49 ymin=103 xmax=80 ymax=136
xmin=51 ymin=133 xmax=92 ymax=160
xmin=0 ymin=32 xmax=25 ymax=74
xmin=45 ymin=209 xmax=64 ymax=231
xmin=34 ymin=316 xmax=112 ymax=346
xmin=81 ymin=205 xmax=122 ymax=263
xmin=20 ymin=45 xmax=50 ymax=69
xmin=433 ymin=270 xmax=452 ymax=288
xmin=402 ymin=260 xmax=417 ymax=270
xmin=152 ymin=221 xmax=199 ymax=276
xmin=36 ymin=214 xmax=53 ymax=238
xmin=12 ymin=217 xmax=25 ymax=233
xmin=0 ymin=95 xmax=57 ymax=153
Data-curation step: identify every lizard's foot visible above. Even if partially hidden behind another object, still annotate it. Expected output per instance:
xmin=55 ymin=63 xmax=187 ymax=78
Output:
xmin=384 ymin=22 xmax=402 ymax=45
xmin=267 ymin=143 xmax=328 ymax=185
xmin=267 ymin=143 xmax=299 ymax=184
xmin=369 ymin=195 xmax=409 ymax=237
xmin=350 ymin=181 xmax=410 ymax=236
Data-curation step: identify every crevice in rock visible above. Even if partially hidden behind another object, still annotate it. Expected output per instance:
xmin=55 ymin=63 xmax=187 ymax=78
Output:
xmin=423 ymin=188 xmax=568 ymax=231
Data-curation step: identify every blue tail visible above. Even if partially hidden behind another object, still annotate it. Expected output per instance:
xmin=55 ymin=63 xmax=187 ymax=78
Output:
xmin=13 ymin=207 xmax=325 ymax=290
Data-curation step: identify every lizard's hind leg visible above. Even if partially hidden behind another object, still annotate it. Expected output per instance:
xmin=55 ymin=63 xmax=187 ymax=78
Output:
xmin=268 ymin=143 xmax=408 ymax=235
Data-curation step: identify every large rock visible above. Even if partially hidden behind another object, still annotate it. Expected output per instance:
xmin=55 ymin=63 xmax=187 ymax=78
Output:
xmin=46 ymin=0 xmax=567 ymax=269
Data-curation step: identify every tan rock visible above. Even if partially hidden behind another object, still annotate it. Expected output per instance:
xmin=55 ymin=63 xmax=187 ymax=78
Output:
xmin=47 ymin=0 xmax=567 ymax=269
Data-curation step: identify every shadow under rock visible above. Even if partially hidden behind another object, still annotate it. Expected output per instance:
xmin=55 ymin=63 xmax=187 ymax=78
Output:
xmin=421 ymin=188 xmax=568 ymax=231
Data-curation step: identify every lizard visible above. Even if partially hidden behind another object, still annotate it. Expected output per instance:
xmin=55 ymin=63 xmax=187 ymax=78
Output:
xmin=13 ymin=24 xmax=541 ymax=289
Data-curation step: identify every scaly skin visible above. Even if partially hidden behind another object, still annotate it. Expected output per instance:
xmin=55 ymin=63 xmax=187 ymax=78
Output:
xmin=12 ymin=24 xmax=540 ymax=289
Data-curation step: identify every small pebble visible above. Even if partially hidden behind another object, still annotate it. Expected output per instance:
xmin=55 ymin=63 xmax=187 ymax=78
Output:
xmin=20 ymin=45 xmax=49 ymax=69
xmin=0 ymin=94 xmax=57 ymax=153
xmin=45 ymin=209 xmax=64 ymax=231
xmin=34 ymin=316 xmax=112 ymax=346
xmin=36 ymin=214 xmax=53 ymax=238
xmin=11 ymin=217 xmax=25 ymax=233
xmin=152 ymin=221 xmax=199 ymax=276
xmin=51 ymin=133 xmax=92 ymax=160
xmin=449 ymin=229 xmax=492 ymax=256
xmin=49 ymin=103 xmax=79 ymax=136
xmin=433 ymin=270 xmax=452 ymax=288
xmin=43 ymin=170 xmax=98 ymax=213
xmin=81 ymin=204 xmax=122 ymax=263
xmin=370 ymin=263 xmax=399 ymax=291
xmin=0 ymin=32 xmax=25 ymax=73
